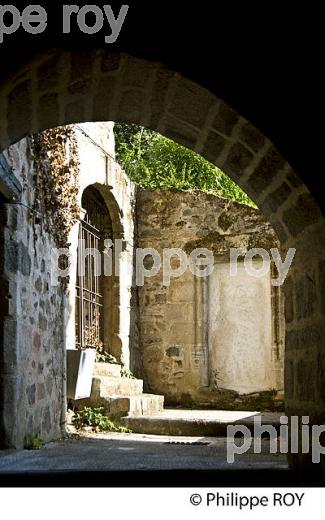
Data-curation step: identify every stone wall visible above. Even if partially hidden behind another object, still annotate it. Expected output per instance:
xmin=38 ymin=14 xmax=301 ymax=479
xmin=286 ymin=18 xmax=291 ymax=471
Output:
xmin=0 ymin=122 xmax=136 ymax=448
xmin=0 ymin=137 xmax=66 ymax=448
xmin=136 ymin=189 xmax=285 ymax=410
xmin=67 ymin=122 xmax=136 ymax=368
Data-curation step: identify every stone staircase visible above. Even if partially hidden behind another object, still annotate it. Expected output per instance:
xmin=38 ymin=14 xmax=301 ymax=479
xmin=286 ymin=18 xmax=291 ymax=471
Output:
xmin=73 ymin=364 xmax=282 ymax=437
xmin=75 ymin=362 xmax=164 ymax=419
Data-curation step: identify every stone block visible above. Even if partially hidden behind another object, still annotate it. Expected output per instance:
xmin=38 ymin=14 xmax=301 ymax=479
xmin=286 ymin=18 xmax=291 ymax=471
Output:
xmin=272 ymin=220 xmax=288 ymax=243
xmin=70 ymin=50 xmax=96 ymax=82
xmin=38 ymin=94 xmax=59 ymax=130
xmin=213 ymin=102 xmax=239 ymax=136
xmin=42 ymin=405 xmax=52 ymax=434
xmin=286 ymin=326 xmax=320 ymax=352
xmin=164 ymin=117 xmax=199 ymax=149
xmin=33 ymin=332 xmax=41 ymax=353
xmin=37 ymin=383 xmax=46 ymax=400
xmin=66 ymin=101 xmax=86 ymax=123
xmin=283 ymin=194 xmax=322 ymax=237
xmin=167 ymin=281 xmax=194 ymax=302
xmin=38 ymin=313 xmax=48 ymax=331
xmin=101 ymin=51 xmax=122 ymax=73
xmin=1 ymin=319 xmax=18 ymax=372
xmin=168 ymin=322 xmax=195 ymax=343
xmin=93 ymin=76 xmax=116 ymax=121
xmin=249 ymin=146 xmax=286 ymax=194
xmin=283 ymin=276 xmax=294 ymax=324
xmin=170 ymin=78 xmax=215 ymax=129
xmin=93 ymin=362 xmax=122 ymax=378
xmin=96 ymin=375 xmax=144 ymax=397
xmin=127 ymin=394 xmax=164 ymax=416
xmin=297 ymin=359 xmax=314 ymax=401
xmin=223 ymin=142 xmax=253 ymax=179
xmin=26 ymin=384 xmax=36 ymax=405
xmin=0 ymin=374 xmax=22 ymax=448
xmin=286 ymin=166 xmax=303 ymax=189
xmin=38 ymin=55 xmax=60 ymax=92
xmin=7 ymin=80 xmax=32 ymax=141
xmin=122 ymin=57 xmax=152 ymax=88
xmin=165 ymin=303 xmax=194 ymax=322
xmin=68 ymin=79 xmax=92 ymax=96
xmin=166 ymin=346 xmax=181 ymax=357
xmin=154 ymin=293 xmax=167 ymax=305
xmin=117 ymin=90 xmax=144 ymax=123
xmin=150 ymin=68 xmax=174 ymax=128
xmin=264 ymin=182 xmax=292 ymax=212
xmin=239 ymin=121 xmax=266 ymax=152
xmin=319 ymin=260 xmax=325 ymax=315
xmin=5 ymin=240 xmax=31 ymax=276
xmin=295 ymin=274 xmax=316 ymax=320
xmin=202 ymin=131 xmax=226 ymax=163
xmin=284 ymin=358 xmax=295 ymax=400
xmin=46 ymin=374 xmax=53 ymax=395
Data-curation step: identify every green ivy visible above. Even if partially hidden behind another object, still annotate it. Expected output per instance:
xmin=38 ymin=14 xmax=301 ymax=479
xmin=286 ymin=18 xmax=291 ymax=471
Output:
xmin=96 ymin=349 xmax=136 ymax=379
xmin=96 ymin=349 xmax=119 ymax=364
xmin=120 ymin=367 xmax=136 ymax=380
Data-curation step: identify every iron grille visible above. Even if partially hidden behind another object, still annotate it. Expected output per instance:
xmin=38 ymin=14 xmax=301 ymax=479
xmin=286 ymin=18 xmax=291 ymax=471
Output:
xmin=75 ymin=212 xmax=103 ymax=350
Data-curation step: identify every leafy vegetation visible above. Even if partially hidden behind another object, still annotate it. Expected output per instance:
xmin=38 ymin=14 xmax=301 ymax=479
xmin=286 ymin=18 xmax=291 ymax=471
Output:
xmin=120 ymin=367 xmax=136 ymax=380
xmin=72 ymin=407 xmax=132 ymax=433
xmin=32 ymin=126 xmax=80 ymax=248
xmin=114 ymin=123 xmax=255 ymax=207
xmin=95 ymin=348 xmax=136 ymax=379
xmin=96 ymin=349 xmax=119 ymax=364
xmin=24 ymin=434 xmax=45 ymax=450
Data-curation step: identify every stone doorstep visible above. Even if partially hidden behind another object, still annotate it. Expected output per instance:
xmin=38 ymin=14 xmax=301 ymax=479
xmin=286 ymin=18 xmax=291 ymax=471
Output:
xmin=93 ymin=363 xmax=122 ymax=378
xmin=94 ymin=375 xmax=144 ymax=397
xmin=120 ymin=411 xmax=282 ymax=437
xmin=72 ymin=392 xmax=164 ymax=419
xmin=75 ymin=370 xmax=164 ymax=419
xmin=111 ymin=394 xmax=165 ymax=418
xmin=128 ymin=393 xmax=165 ymax=416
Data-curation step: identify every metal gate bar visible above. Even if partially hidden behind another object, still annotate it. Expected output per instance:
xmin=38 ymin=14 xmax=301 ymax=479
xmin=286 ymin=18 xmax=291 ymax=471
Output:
xmin=76 ymin=214 xmax=103 ymax=349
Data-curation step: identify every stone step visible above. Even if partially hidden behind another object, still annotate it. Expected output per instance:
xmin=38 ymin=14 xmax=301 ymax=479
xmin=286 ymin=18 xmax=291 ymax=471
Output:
xmin=120 ymin=410 xmax=282 ymax=437
xmin=112 ymin=394 xmax=165 ymax=418
xmin=129 ymin=394 xmax=165 ymax=416
xmin=93 ymin=375 xmax=144 ymax=397
xmin=74 ymin=392 xmax=164 ymax=419
xmin=94 ymin=362 xmax=122 ymax=378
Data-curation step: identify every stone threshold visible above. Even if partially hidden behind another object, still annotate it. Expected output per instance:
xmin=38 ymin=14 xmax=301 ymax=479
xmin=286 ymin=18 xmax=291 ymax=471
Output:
xmin=120 ymin=409 xmax=282 ymax=437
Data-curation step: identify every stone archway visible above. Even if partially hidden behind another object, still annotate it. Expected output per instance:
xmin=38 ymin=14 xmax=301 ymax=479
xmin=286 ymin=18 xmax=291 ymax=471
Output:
xmin=0 ymin=50 xmax=324 ymax=477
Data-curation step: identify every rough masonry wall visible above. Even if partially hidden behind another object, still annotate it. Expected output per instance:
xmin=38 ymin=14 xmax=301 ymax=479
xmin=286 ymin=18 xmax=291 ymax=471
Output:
xmin=0 ymin=122 xmax=136 ymax=448
xmin=0 ymin=138 xmax=66 ymax=448
xmin=136 ymin=189 xmax=284 ymax=410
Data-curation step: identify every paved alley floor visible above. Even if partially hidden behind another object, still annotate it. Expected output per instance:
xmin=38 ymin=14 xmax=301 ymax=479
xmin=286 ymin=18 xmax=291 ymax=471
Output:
xmin=0 ymin=430 xmax=297 ymax=486
xmin=0 ymin=432 xmax=287 ymax=473
xmin=1 ymin=411 xmax=308 ymax=486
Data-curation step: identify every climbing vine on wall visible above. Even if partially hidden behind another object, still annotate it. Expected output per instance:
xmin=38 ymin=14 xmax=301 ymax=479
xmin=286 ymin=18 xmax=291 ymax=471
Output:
xmin=32 ymin=126 xmax=80 ymax=248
